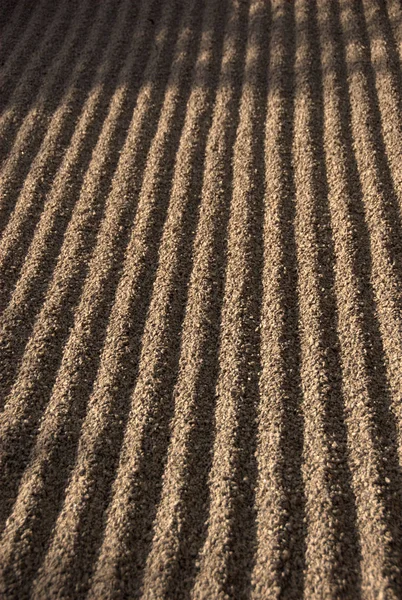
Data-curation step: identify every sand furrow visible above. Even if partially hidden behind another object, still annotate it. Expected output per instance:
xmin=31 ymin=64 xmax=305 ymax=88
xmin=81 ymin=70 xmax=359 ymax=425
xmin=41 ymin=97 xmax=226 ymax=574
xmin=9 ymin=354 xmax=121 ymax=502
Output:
xmin=250 ymin=3 xmax=306 ymax=598
xmin=191 ymin=1 xmax=268 ymax=597
xmin=0 ymin=0 xmax=58 ymax=107
xmin=338 ymin=4 xmax=402 ymax=592
xmin=0 ymin=0 xmax=44 ymax=69
xmin=280 ymin=3 xmax=382 ymax=598
xmin=340 ymin=0 xmax=402 ymax=440
xmin=0 ymin=0 xmax=205 ymax=597
xmin=0 ymin=0 xmax=123 ymax=312
xmin=0 ymin=0 xmax=112 ymax=233
xmin=0 ymin=0 xmax=95 ymax=242
xmin=42 ymin=0 xmax=223 ymax=595
xmin=0 ymin=1 xmax=183 ymax=596
xmin=360 ymin=0 xmax=402 ymax=200
xmin=0 ymin=0 xmax=177 ymax=501
xmin=0 ymin=0 xmax=134 ymax=313
xmin=1 ymin=0 xmax=402 ymax=597
xmin=127 ymin=0 xmax=237 ymax=596
xmin=32 ymin=0 xmax=205 ymax=592
xmin=0 ymin=2 xmax=173 ymax=594
xmin=0 ymin=0 xmax=89 ymax=174
xmin=358 ymin=0 xmax=402 ymax=468
xmin=0 ymin=0 xmax=160 ymax=408
xmin=0 ymin=0 xmax=179 ymax=535
xmin=317 ymin=3 xmax=402 ymax=598
xmin=83 ymin=1 xmax=228 ymax=593
xmin=287 ymin=1 xmax=361 ymax=597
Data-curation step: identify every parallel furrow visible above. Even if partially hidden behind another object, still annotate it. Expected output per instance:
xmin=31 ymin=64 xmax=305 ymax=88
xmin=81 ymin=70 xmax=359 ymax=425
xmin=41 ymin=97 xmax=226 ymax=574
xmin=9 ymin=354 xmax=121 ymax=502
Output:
xmin=317 ymin=2 xmax=402 ymax=598
xmin=361 ymin=0 xmax=402 ymax=199
xmin=0 ymin=0 xmax=42 ymax=67
xmin=0 ymin=0 xmax=143 ymax=399
xmin=341 ymin=0 xmax=402 ymax=437
xmin=0 ymin=0 xmax=57 ymax=101
xmin=0 ymin=0 xmax=184 ymax=584
xmin=250 ymin=2 xmax=305 ymax=598
xmin=126 ymin=0 xmax=239 ymax=595
xmin=0 ymin=0 xmax=109 ymax=237
xmin=291 ymin=1 xmax=363 ymax=597
xmin=0 ymin=0 xmax=165 ymax=418
xmin=0 ymin=0 xmax=132 ymax=404
xmin=0 ymin=0 xmax=199 ymax=597
xmin=0 ymin=0 xmax=176 ymax=533
xmin=0 ymin=0 xmax=122 ymax=313
xmin=0 ymin=0 xmax=402 ymax=597
xmin=191 ymin=0 xmax=267 ymax=597
xmin=0 ymin=0 xmax=89 ymax=170
xmin=30 ymin=0 xmax=206 ymax=595
xmin=338 ymin=1 xmax=402 ymax=594
xmin=84 ymin=0 xmax=230 ymax=594
xmin=0 ymin=0 xmax=159 ymax=394
xmin=359 ymin=0 xmax=402 ymax=465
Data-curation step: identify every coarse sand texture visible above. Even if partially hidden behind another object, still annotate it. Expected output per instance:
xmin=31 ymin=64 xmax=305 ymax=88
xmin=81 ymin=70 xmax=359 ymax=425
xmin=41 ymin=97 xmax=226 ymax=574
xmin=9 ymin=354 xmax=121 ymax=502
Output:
xmin=1 ymin=0 xmax=402 ymax=598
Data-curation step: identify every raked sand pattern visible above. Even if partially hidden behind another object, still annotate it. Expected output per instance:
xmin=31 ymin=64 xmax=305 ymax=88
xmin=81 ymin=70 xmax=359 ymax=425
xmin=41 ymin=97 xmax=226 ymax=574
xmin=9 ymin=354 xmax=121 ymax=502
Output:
xmin=1 ymin=0 xmax=402 ymax=598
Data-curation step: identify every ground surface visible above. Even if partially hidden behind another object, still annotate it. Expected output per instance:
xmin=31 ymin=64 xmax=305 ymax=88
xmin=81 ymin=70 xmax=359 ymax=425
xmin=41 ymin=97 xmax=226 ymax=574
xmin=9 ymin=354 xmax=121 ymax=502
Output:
xmin=0 ymin=0 xmax=402 ymax=598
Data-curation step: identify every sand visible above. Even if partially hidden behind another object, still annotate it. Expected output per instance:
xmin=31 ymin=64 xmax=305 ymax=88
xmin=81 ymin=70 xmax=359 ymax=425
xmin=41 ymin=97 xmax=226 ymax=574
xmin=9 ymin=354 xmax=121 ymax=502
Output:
xmin=0 ymin=0 xmax=402 ymax=597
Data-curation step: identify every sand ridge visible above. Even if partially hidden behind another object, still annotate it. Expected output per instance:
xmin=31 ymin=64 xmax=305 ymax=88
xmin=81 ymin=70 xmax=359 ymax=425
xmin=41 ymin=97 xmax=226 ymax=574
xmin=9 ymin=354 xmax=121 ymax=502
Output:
xmin=0 ymin=0 xmax=402 ymax=598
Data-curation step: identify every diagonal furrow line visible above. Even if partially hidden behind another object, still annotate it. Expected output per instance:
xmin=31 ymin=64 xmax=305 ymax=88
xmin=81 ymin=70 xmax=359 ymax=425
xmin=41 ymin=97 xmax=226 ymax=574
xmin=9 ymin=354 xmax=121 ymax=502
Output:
xmin=31 ymin=0 xmax=208 ymax=596
xmin=0 ymin=0 xmax=134 ymax=403
xmin=0 ymin=0 xmax=163 ymax=421
xmin=250 ymin=3 xmax=306 ymax=598
xmin=0 ymin=0 xmax=43 ymax=68
xmin=334 ymin=0 xmax=402 ymax=596
xmin=0 ymin=0 xmax=184 ymax=596
xmin=0 ymin=0 xmax=58 ymax=103
xmin=359 ymin=0 xmax=402 ymax=475
xmin=0 ymin=0 xmax=175 ymax=535
xmin=0 ymin=0 xmax=114 ymax=240
xmin=85 ymin=0 xmax=229 ymax=592
xmin=0 ymin=0 xmax=90 ymax=171
xmin=136 ymin=0 xmax=247 ymax=596
xmin=0 ymin=0 xmax=124 ymax=313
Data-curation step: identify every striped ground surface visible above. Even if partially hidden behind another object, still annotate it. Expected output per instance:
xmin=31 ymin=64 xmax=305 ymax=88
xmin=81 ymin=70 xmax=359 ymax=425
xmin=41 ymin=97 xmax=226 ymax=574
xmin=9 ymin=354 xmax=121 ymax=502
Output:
xmin=1 ymin=0 xmax=402 ymax=598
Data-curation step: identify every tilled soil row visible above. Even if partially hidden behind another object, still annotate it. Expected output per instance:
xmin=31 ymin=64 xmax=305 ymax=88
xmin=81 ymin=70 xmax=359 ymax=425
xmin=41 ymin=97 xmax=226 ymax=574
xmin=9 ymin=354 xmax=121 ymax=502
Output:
xmin=1 ymin=0 xmax=402 ymax=598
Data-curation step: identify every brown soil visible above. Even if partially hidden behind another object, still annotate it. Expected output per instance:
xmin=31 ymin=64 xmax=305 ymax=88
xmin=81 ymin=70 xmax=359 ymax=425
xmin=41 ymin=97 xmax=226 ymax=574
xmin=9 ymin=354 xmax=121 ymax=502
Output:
xmin=1 ymin=0 xmax=402 ymax=598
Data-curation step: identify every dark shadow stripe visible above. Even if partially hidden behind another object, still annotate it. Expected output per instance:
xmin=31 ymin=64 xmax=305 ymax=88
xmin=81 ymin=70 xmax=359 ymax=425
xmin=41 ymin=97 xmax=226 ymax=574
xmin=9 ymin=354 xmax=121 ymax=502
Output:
xmin=369 ymin=0 xmax=402 ymax=109
xmin=160 ymin=0 xmax=247 ymax=597
xmin=0 ymin=0 xmax=58 ymax=82
xmin=351 ymin=0 xmax=402 ymax=299
xmin=0 ymin=0 xmax=87 ymax=158
xmin=269 ymin=2 xmax=306 ymax=597
xmin=0 ymin=0 xmax=160 ymax=409
xmin=0 ymin=0 xmax=38 ymax=61
xmin=0 ymin=0 xmax=182 ymax=543
xmin=333 ymin=0 xmax=402 ymax=595
xmin=0 ymin=0 xmax=24 ymax=31
xmin=15 ymin=1 xmax=209 ymax=597
xmin=0 ymin=0 xmax=140 ymax=313
xmin=43 ymin=2 xmax=221 ymax=597
xmin=0 ymin=0 xmax=113 ymax=236
xmin=298 ymin=0 xmax=362 ymax=595
xmin=222 ymin=4 xmax=270 ymax=599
